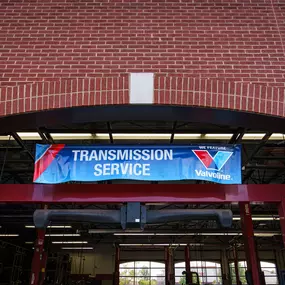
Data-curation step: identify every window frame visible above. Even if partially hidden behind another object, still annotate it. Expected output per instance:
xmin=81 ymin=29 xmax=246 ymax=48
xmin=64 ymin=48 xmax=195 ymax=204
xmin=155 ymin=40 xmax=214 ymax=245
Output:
xmin=175 ymin=260 xmax=222 ymax=285
xmin=119 ymin=261 xmax=165 ymax=285
xmin=229 ymin=260 xmax=278 ymax=285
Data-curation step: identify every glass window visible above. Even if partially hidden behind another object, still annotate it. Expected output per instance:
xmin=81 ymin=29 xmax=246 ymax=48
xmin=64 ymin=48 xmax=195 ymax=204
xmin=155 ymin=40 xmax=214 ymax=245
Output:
xmin=120 ymin=262 xmax=165 ymax=285
xmin=175 ymin=261 xmax=222 ymax=285
xmin=229 ymin=261 xmax=278 ymax=285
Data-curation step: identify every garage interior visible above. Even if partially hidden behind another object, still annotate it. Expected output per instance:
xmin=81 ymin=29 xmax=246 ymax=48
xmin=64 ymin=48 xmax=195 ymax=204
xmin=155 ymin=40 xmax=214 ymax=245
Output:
xmin=0 ymin=118 xmax=285 ymax=285
xmin=0 ymin=202 xmax=283 ymax=285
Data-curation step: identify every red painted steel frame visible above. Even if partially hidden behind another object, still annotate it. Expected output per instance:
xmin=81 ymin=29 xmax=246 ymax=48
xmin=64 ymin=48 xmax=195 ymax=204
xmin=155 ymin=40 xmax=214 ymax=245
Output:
xmin=185 ymin=245 xmax=191 ymax=273
xmin=184 ymin=245 xmax=192 ymax=284
xmin=0 ymin=184 xmax=284 ymax=203
xmin=239 ymin=202 xmax=262 ymax=285
xmin=30 ymin=229 xmax=45 ymax=285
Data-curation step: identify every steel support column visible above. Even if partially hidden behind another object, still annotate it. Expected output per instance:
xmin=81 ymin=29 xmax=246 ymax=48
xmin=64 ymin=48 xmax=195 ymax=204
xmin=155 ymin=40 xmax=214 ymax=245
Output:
xmin=114 ymin=246 xmax=120 ymax=285
xmin=165 ymin=247 xmax=170 ymax=285
xmin=185 ymin=245 xmax=192 ymax=284
xmin=30 ymin=229 xmax=46 ymax=285
xmin=220 ymin=249 xmax=230 ymax=285
xmin=40 ymin=252 xmax=47 ymax=285
xmin=165 ymin=247 xmax=174 ymax=285
xmin=278 ymin=197 xmax=285 ymax=248
xmin=233 ymin=246 xmax=241 ymax=285
xmin=239 ymin=202 xmax=261 ymax=285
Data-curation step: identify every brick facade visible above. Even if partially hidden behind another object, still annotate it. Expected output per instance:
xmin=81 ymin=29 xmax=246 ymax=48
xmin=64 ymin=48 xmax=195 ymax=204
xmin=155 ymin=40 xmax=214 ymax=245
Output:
xmin=0 ymin=0 xmax=285 ymax=117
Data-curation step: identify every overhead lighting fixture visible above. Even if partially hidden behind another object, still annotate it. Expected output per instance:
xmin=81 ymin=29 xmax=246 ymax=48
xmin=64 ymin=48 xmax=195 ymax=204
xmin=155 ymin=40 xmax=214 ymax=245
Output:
xmin=0 ymin=133 xmax=284 ymax=141
xmin=95 ymin=133 xmax=172 ymax=140
xmin=175 ymin=134 xmax=201 ymax=139
xmin=119 ymin=243 xmax=203 ymax=247
xmin=25 ymin=225 xmax=72 ymax=228
xmin=89 ymin=229 xmax=120 ymax=234
xmin=205 ymin=134 xmax=233 ymax=139
xmin=114 ymin=232 xmax=280 ymax=237
xmin=51 ymin=133 xmax=93 ymax=139
xmin=113 ymin=232 xmax=240 ymax=236
xmin=16 ymin=132 xmax=41 ymax=140
xmin=233 ymin=217 xmax=279 ymax=221
xmin=25 ymin=242 xmax=34 ymax=244
xmin=45 ymin=234 xmax=80 ymax=237
xmin=52 ymin=241 xmax=88 ymax=244
xmin=270 ymin=133 xmax=285 ymax=140
xmin=243 ymin=133 xmax=266 ymax=140
xmin=254 ymin=233 xmax=279 ymax=237
xmin=61 ymin=247 xmax=93 ymax=250
xmin=0 ymin=234 xmax=19 ymax=237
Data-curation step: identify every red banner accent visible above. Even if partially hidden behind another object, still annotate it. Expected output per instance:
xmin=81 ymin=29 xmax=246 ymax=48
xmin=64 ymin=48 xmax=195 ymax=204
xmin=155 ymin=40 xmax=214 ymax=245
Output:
xmin=33 ymin=144 xmax=65 ymax=182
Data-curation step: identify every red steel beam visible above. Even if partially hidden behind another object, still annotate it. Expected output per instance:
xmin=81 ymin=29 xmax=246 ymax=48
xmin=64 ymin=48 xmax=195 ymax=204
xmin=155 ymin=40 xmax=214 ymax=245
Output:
xmin=185 ymin=245 xmax=192 ymax=284
xmin=239 ymin=202 xmax=262 ymax=285
xmin=185 ymin=245 xmax=191 ymax=273
xmin=30 ymin=229 xmax=46 ymax=285
xmin=0 ymin=184 xmax=284 ymax=203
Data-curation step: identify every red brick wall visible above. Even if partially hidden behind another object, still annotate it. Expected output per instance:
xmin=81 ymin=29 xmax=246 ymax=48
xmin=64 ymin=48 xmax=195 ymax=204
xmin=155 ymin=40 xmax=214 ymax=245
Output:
xmin=0 ymin=0 xmax=285 ymax=117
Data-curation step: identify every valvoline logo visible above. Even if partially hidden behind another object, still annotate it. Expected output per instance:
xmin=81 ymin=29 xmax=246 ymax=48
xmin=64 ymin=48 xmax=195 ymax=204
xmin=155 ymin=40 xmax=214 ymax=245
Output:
xmin=192 ymin=150 xmax=233 ymax=171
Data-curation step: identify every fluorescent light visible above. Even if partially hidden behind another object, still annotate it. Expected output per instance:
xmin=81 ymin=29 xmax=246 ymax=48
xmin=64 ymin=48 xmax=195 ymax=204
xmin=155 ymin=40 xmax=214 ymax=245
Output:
xmin=95 ymin=133 xmax=171 ymax=140
xmin=205 ymin=134 xmax=233 ymax=139
xmin=52 ymin=241 xmax=88 ymax=244
xmin=114 ymin=232 xmax=280 ymax=237
xmin=51 ymin=133 xmax=93 ymax=139
xmin=45 ymin=234 xmax=80 ymax=237
xmin=270 ymin=133 xmax=285 ymax=140
xmin=119 ymin=243 xmax=203 ymax=247
xmin=0 ymin=234 xmax=19 ymax=237
xmin=175 ymin=134 xmax=201 ymax=139
xmin=243 ymin=133 xmax=266 ymax=140
xmin=114 ymin=233 xmax=156 ymax=236
xmin=254 ymin=233 xmax=277 ymax=237
xmin=0 ymin=133 xmax=283 ymax=141
xmin=0 ymin=136 xmax=10 ymax=140
xmin=17 ymin=132 xmax=41 ymax=140
xmin=89 ymin=229 xmax=121 ymax=234
xmin=25 ymin=225 xmax=72 ymax=228
xmin=113 ymin=233 xmax=240 ymax=236
xmin=25 ymin=242 xmax=34 ymax=244
xmin=233 ymin=217 xmax=279 ymax=221
xmin=61 ymin=247 xmax=93 ymax=250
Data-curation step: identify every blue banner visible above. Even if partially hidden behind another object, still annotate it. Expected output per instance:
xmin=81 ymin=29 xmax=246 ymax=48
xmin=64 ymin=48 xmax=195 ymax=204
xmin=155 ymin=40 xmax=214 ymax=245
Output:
xmin=33 ymin=144 xmax=241 ymax=184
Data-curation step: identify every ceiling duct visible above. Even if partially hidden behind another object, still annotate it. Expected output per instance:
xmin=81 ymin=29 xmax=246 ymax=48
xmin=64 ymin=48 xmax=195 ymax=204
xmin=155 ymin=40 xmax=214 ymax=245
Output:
xmin=33 ymin=203 xmax=233 ymax=230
